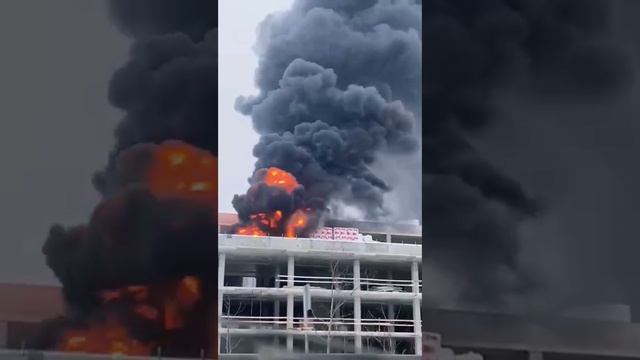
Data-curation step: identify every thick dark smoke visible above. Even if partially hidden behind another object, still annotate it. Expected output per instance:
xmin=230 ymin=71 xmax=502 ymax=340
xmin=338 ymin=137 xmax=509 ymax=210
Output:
xmin=44 ymin=145 xmax=217 ymax=310
xmin=424 ymin=0 xmax=635 ymax=309
xmin=108 ymin=0 xmax=216 ymax=40
xmin=42 ymin=143 xmax=217 ymax=353
xmin=93 ymin=0 xmax=218 ymax=195
xmin=236 ymin=0 xmax=422 ymax=220
xmin=40 ymin=0 xmax=219 ymax=355
xmin=49 ymin=0 xmax=219 ymax=298
xmin=231 ymin=168 xmax=324 ymax=237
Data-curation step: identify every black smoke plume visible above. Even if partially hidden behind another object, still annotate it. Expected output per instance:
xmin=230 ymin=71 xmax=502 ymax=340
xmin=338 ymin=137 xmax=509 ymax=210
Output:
xmin=424 ymin=0 xmax=634 ymax=308
xmin=231 ymin=168 xmax=323 ymax=237
xmin=235 ymin=0 xmax=422 ymax=221
xmin=39 ymin=0 xmax=218 ymax=356
xmin=41 ymin=143 xmax=217 ymax=355
xmin=93 ymin=0 xmax=218 ymax=194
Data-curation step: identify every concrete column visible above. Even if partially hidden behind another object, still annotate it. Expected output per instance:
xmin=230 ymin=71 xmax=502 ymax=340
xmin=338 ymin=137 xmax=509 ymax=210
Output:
xmin=411 ymin=260 xmax=422 ymax=355
xmin=387 ymin=304 xmax=396 ymax=352
xmin=287 ymin=255 xmax=295 ymax=351
xmin=386 ymin=233 xmax=391 ymax=243
xmin=387 ymin=269 xmax=396 ymax=351
xmin=274 ymin=265 xmax=281 ymax=347
xmin=218 ymin=253 xmax=226 ymax=355
xmin=353 ymin=259 xmax=362 ymax=354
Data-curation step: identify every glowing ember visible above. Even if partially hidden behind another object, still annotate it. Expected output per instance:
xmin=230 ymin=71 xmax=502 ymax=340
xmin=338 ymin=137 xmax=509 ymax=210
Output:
xmin=263 ymin=167 xmax=298 ymax=193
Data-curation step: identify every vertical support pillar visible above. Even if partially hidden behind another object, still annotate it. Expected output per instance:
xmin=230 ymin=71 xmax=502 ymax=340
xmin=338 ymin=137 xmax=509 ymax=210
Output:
xmin=218 ymin=253 xmax=226 ymax=355
xmin=386 ymin=233 xmax=392 ymax=243
xmin=274 ymin=264 xmax=281 ymax=347
xmin=387 ymin=268 xmax=396 ymax=352
xmin=353 ymin=259 xmax=362 ymax=354
xmin=411 ymin=260 xmax=422 ymax=355
xmin=286 ymin=255 xmax=295 ymax=351
xmin=387 ymin=303 xmax=396 ymax=352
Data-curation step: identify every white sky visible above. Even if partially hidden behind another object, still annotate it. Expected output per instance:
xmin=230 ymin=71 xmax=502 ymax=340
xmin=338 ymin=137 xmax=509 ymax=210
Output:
xmin=218 ymin=0 xmax=294 ymax=213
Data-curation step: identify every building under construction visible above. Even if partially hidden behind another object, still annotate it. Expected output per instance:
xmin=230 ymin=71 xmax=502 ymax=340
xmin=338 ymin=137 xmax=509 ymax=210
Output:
xmin=217 ymin=213 xmax=423 ymax=356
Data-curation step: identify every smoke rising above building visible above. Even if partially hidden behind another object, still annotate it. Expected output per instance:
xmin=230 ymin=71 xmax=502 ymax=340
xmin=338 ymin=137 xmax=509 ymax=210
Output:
xmin=234 ymin=0 xmax=422 ymax=225
xmin=39 ymin=0 xmax=219 ymax=356
xmin=94 ymin=0 xmax=218 ymax=195
xmin=424 ymin=0 xmax=637 ymax=310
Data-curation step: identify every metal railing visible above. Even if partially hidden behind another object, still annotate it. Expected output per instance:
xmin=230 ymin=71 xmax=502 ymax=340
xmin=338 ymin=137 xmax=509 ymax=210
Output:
xmin=220 ymin=316 xmax=418 ymax=332
xmin=274 ymin=275 xmax=422 ymax=293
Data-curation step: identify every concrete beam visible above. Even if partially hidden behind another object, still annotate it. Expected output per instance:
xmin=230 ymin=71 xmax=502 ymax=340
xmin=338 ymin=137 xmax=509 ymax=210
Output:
xmin=221 ymin=287 xmax=420 ymax=304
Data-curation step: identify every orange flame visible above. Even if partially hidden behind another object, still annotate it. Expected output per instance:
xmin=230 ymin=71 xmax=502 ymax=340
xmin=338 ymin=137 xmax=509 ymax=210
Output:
xmin=232 ymin=167 xmax=315 ymax=239
xmin=263 ymin=167 xmax=298 ymax=193
xmin=286 ymin=210 xmax=309 ymax=238
xmin=58 ymin=316 xmax=154 ymax=355
xmin=177 ymin=276 xmax=201 ymax=309
xmin=147 ymin=141 xmax=217 ymax=208
xmin=164 ymin=299 xmax=182 ymax=330
xmin=235 ymin=224 xmax=267 ymax=237
xmin=60 ymin=276 xmax=203 ymax=355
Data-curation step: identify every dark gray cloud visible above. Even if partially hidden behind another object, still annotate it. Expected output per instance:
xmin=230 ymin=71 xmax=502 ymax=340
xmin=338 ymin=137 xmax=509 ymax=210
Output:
xmin=94 ymin=1 xmax=218 ymax=195
xmin=46 ymin=0 xmax=219 ymax=297
xmin=108 ymin=0 xmax=217 ymax=40
xmin=237 ymin=0 xmax=421 ymax=220
xmin=37 ymin=1 xmax=219 ymax=355
xmin=424 ymin=0 xmax=636 ymax=309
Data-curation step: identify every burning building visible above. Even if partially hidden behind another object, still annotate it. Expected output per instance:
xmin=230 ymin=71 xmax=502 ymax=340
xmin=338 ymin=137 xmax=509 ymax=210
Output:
xmin=218 ymin=212 xmax=422 ymax=356
xmin=229 ymin=0 xmax=422 ymax=229
xmin=21 ymin=0 xmax=420 ymax=357
xmin=217 ymin=1 xmax=422 ymax=356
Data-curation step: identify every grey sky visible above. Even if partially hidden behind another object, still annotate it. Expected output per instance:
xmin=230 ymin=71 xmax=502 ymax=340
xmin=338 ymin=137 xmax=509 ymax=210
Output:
xmin=0 ymin=1 xmax=129 ymax=284
xmin=218 ymin=0 xmax=293 ymax=213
